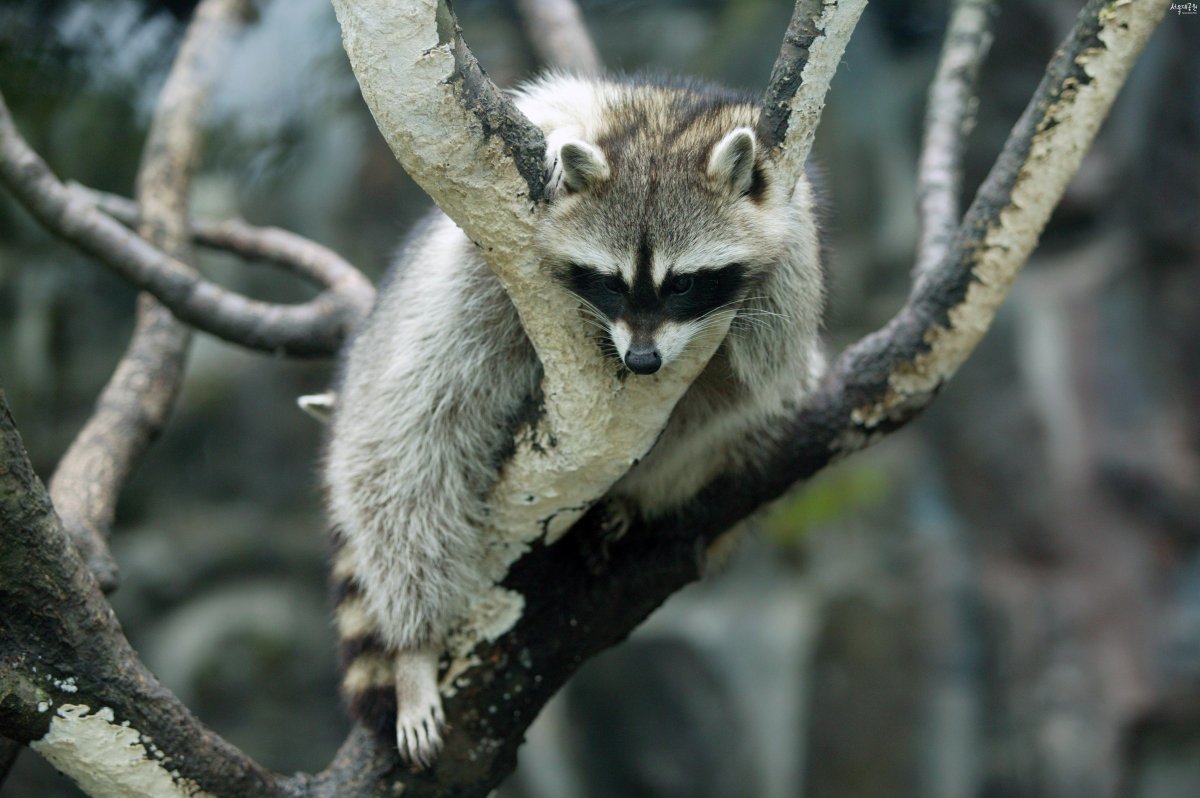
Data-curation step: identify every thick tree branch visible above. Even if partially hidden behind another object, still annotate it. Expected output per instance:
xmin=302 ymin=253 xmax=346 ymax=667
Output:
xmin=0 ymin=390 xmax=296 ymax=798
xmin=47 ymin=0 xmax=252 ymax=595
xmin=517 ymin=0 xmax=601 ymax=73
xmin=0 ymin=98 xmax=373 ymax=357
xmin=915 ymin=0 xmax=995 ymax=279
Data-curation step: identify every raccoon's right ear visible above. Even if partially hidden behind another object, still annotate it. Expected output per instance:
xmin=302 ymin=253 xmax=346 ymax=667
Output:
xmin=556 ymin=140 xmax=610 ymax=194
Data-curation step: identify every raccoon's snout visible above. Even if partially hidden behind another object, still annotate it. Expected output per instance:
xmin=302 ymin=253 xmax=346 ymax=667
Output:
xmin=624 ymin=346 xmax=662 ymax=375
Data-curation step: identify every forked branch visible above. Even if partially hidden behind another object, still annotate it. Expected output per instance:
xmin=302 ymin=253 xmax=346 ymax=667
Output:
xmin=0 ymin=0 xmax=1171 ymax=796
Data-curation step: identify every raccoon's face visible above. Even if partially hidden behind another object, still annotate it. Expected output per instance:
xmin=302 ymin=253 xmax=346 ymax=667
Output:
xmin=540 ymin=124 xmax=792 ymax=376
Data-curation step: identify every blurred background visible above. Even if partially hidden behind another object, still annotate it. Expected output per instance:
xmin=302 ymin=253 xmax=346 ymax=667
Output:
xmin=0 ymin=0 xmax=1196 ymax=795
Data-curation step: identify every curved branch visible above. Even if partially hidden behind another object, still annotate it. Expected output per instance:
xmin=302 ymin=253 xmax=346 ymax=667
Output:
xmin=77 ymin=187 xmax=374 ymax=296
xmin=914 ymin=0 xmax=995 ymax=279
xmin=516 ymin=0 xmax=601 ymax=73
xmin=47 ymin=0 xmax=252 ymax=594
xmin=0 ymin=97 xmax=373 ymax=358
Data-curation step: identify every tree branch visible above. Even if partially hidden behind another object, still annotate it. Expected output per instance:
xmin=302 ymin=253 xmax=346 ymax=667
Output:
xmin=757 ymin=0 xmax=868 ymax=190
xmin=0 ymin=99 xmax=373 ymax=357
xmin=47 ymin=0 xmax=252 ymax=594
xmin=915 ymin=0 xmax=995 ymax=279
xmin=76 ymin=187 xmax=373 ymax=296
xmin=0 ymin=390 xmax=296 ymax=798
xmin=516 ymin=0 xmax=601 ymax=73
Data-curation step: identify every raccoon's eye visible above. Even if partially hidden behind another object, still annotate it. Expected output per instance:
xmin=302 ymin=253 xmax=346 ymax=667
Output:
xmin=602 ymin=276 xmax=626 ymax=295
xmin=666 ymin=274 xmax=694 ymax=295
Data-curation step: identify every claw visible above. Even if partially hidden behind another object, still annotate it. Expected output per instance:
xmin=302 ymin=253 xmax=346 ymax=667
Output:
xmin=394 ymin=646 xmax=446 ymax=770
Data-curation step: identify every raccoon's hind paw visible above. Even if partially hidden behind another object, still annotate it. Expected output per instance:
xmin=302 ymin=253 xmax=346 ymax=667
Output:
xmin=394 ymin=646 xmax=445 ymax=770
xmin=396 ymin=698 xmax=444 ymax=769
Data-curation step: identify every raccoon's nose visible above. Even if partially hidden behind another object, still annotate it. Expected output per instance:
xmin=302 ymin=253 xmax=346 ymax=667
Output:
xmin=624 ymin=347 xmax=662 ymax=375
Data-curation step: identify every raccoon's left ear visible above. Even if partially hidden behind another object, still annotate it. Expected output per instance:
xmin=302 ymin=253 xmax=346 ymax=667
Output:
xmin=707 ymin=127 xmax=758 ymax=197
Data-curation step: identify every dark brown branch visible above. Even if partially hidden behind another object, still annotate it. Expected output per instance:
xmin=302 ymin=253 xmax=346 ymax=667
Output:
xmin=915 ymin=0 xmax=995 ymax=279
xmin=47 ymin=0 xmax=252 ymax=594
xmin=0 ymin=390 xmax=295 ymax=797
xmin=516 ymin=0 xmax=601 ymax=73
xmin=757 ymin=0 xmax=825 ymax=149
xmin=0 ymin=97 xmax=374 ymax=358
xmin=77 ymin=187 xmax=373 ymax=294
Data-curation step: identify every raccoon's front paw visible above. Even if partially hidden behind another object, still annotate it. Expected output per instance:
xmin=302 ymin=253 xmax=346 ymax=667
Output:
xmin=394 ymin=646 xmax=445 ymax=769
xmin=581 ymin=497 xmax=635 ymax=574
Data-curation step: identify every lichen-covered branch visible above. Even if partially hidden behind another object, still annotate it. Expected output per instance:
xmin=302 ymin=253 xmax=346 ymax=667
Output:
xmin=756 ymin=0 xmax=868 ymax=190
xmin=915 ymin=0 xmax=995 ymax=279
xmin=0 ymin=96 xmax=373 ymax=357
xmin=48 ymin=0 xmax=252 ymax=594
xmin=517 ymin=0 xmax=601 ymax=72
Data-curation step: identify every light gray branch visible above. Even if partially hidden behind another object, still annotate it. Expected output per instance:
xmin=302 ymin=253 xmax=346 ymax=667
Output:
xmin=78 ymin=187 xmax=373 ymax=296
xmin=757 ymin=0 xmax=868 ymax=190
xmin=517 ymin=0 xmax=601 ymax=72
xmin=47 ymin=0 xmax=253 ymax=594
xmin=0 ymin=94 xmax=373 ymax=357
xmin=915 ymin=0 xmax=995 ymax=280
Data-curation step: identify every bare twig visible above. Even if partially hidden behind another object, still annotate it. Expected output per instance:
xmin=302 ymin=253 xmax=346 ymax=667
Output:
xmin=47 ymin=0 xmax=252 ymax=593
xmin=77 ymin=187 xmax=373 ymax=294
xmin=0 ymin=97 xmax=373 ymax=357
xmin=516 ymin=0 xmax=601 ymax=73
xmin=915 ymin=0 xmax=995 ymax=279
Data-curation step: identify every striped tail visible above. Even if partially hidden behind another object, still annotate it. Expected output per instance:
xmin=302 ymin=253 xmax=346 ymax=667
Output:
xmin=329 ymin=527 xmax=397 ymax=742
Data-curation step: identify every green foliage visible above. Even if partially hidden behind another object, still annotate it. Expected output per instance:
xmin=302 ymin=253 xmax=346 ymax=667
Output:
xmin=763 ymin=463 xmax=890 ymax=547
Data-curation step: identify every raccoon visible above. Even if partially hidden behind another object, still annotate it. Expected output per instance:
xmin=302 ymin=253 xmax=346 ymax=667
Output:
xmin=323 ymin=73 xmax=826 ymax=768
